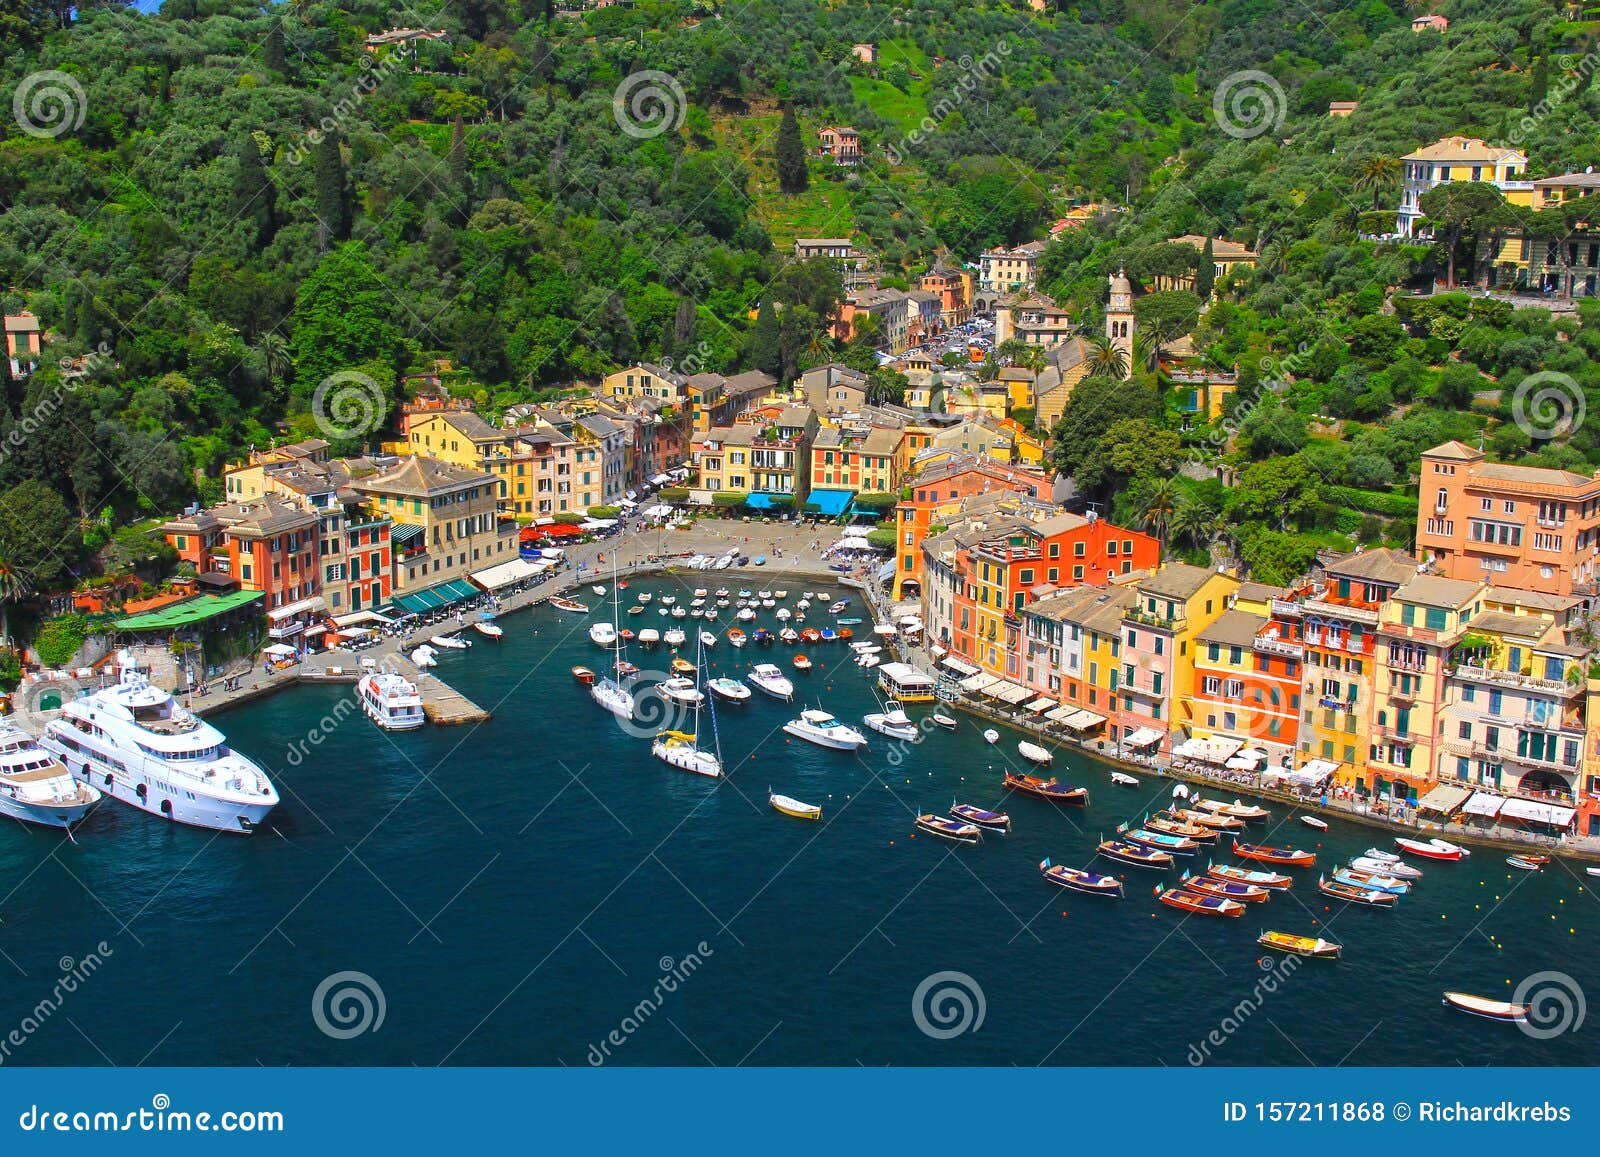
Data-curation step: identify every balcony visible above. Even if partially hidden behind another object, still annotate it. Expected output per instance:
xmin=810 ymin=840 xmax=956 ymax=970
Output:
xmin=1253 ymin=634 xmax=1303 ymax=659
xmin=1449 ymin=663 xmax=1579 ymax=698
xmin=1123 ymin=608 xmax=1188 ymax=632
xmin=1372 ymin=721 xmax=1417 ymax=744
xmin=1270 ymin=598 xmax=1303 ymax=618
xmin=1301 ymin=598 xmax=1380 ymax=625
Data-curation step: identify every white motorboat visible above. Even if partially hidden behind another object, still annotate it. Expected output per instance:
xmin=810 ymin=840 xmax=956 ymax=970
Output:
xmin=1351 ymin=855 xmax=1422 ymax=879
xmin=758 ymin=590 xmax=772 ymax=600
xmin=661 ymin=595 xmax=676 ymax=606
xmin=983 ymin=728 xmax=1000 ymax=744
xmin=671 ymin=607 xmax=687 ymax=619
xmin=41 ymin=665 xmax=277 ymax=833
xmin=863 ymin=700 xmax=919 ymax=742
xmin=638 ymin=592 xmax=652 ymax=604
xmin=473 ymin=619 xmax=503 ymax=640
xmin=589 ymin=622 xmax=618 ymax=647
xmin=715 ymin=588 xmax=729 ymax=598
xmin=699 ymin=630 xmax=718 ymax=649
xmin=430 ymin=634 xmax=470 ymax=650
xmin=1362 ymin=848 xmax=1400 ymax=863
xmin=747 ymin=663 xmax=795 ymax=701
xmin=410 ymin=646 xmax=437 ymax=669
xmin=592 ymin=585 xmax=607 ymax=596
xmin=694 ymin=589 xmax=709 ymax=599
xmin=761 ymin=598 xmax=776 ymax=609
xmin=736 ymin=608 xmax=757 ymax=622
xmin=708 ymin=677 xmax=751 ymax=703
xmin=638 ymin=628 xmax=661 ymax=648
xmin=1018 ymin=741 xmax=1053 ymax=765
xmin=664 ymin=628 xmax=687 ymax=647
xmin=691 ymin=598 xmax=706 ymax=609
xmin=705 ymin=608 xmax=719 ymax=621
xmin=359 ymin=671 xmax=426 ymax=731
xmin=778 ymin=627 xmax=799 ymax=644
xmin=1110 ymin=771 xmax=1140 ymax=787
xmin=931 ymin=713 xmax=958 ymax=730
xmin=0 ymin=717 xmax=100 ymax=828
xmin=656 ymin=676 xmax=705 ymax=708
xmin=776 ymin=608 xmax=791 ymax=621
xmin=783 ymin=708 xmax=868 ymax=751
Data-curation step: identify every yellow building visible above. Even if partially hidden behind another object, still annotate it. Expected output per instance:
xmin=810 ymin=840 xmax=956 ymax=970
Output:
xmin=1118 ymin=563 xmax=1239 ymax=754
xmin=1397 ymin=136 xmax=1532 ymax=243
xmin=601 ymin=363 xmax=688 ymax=403
xmin=352 ymin=455 xmax=518 ymax=591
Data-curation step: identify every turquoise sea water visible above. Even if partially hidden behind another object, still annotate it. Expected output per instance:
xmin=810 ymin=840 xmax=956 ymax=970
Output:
xmin=1 ymin=574 xmax=1597 ymax=1066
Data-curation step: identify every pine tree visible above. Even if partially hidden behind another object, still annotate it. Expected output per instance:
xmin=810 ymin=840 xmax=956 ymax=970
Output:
xmin=1195 ymin=236 xmax=1215 ymax=299
xmin=233 ymin=135 xmax=276 ymax=252
xmin=263 ymin=20 xmax=286 ymax=75
xmin=312 ymin=131 xmax=351 ymax=246
xmin=747 ymin=299 xmax=782 ymax=375
xmin=775 ymin=107 xmax=809 ymax=195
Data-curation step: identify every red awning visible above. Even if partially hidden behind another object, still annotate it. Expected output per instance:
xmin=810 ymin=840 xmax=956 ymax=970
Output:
xmin=520 ymin=522 xmax=585 ymax=541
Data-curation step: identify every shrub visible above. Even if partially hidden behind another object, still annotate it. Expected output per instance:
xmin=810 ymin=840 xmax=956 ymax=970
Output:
xmin=35 ymin=615 xmax=90 ymax=669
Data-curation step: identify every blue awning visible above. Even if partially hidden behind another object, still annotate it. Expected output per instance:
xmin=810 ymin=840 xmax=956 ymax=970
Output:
xmin=745 ymin=493 xmax=779 ymax=510
xmin=806 ymin=488 xmax=856 ymax=516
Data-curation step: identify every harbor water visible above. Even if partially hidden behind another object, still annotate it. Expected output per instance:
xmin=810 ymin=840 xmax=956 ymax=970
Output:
xmin=1 ymin=574 xmax=1596 ymax=1066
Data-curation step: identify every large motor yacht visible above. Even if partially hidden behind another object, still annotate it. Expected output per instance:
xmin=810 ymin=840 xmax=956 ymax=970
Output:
xmin=40 ymin=668 xmax=278 ymax=834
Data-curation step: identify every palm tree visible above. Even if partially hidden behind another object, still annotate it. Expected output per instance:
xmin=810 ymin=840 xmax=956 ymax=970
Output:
xmin=0 ymin=560 xmax=32 ymax=650
xmin=1168 ymin=495 xmax=1217 ymax=555
xmin=1354 ymin=155 xmax=1401 ymax=210
xmin=258 ymin=331 xmax=290 ymax=392
xmin=1083 ymin=335 xmax=1128 ymax=380
xmin=1140 ymin=478 xmax=1179 ymax=549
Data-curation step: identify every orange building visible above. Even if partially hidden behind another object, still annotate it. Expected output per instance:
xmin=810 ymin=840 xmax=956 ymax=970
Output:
xmin=893 ymin=455 xmax=1054 ymax=599
xmin=1416 ymin=440 xmax=1600 ymax=596
xmin=160 ymin=496 xmax=320 ymax=615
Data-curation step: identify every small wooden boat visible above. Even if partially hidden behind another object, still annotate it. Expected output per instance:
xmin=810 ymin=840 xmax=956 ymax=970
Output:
xmin=638 ymin=592 xmax=652 ymax=604
xmin=1018 ymin=740 xmax=1053 ymax=765
xmin=549 ymin=597 xmax=590 ymax=613
xmin=932 ymin=713 xmax=958 ymax=730
xmin=1148 ymin=813 xmax=1217 ymax=841
xmin=800 ymin=627 xmax=822 ymax=643
xmin=614 ymin=660 xmax=639 ymax=677
xmin=1110 ymin=772 xmax=1139 ymax=787
xmin=1258 ymin=931 xmax=1341 ymax=959
xmin=1395 ymin=837 xmax=1464 ymax=862
xmin=1182 ymin=871 xmax=1270 ymax=903
xmin=1301 ymin=816 xmax=1328 ymax=832
xmin=951 ymin=802 xmax=1011 ymax=831
xmin=1332 ymin=866 xmax=1410 ymax=895
xmin=628 ymin=605 xmax=645 ymax=616
xmin=1155 ymin=886 xmax=1244 ymax=918
xmin=1097 ymin=838 xmax=1174 ymax=869
xmin=1233 ymin=840 xmax=1314 ymax=868
xmin=1206 ymin=861 xmax=1292 ymax=889
xmin=1004 ymin=772 xmax=1087 ymax=806
xmin=670 ymin=658 xmax=696 ymax=676
xmin=1442 ymin=992 xmax=1528 ymax=1021
xmin=1506 ymin=854 xmax=1545 ymax=871
xmin=1195 ymin=798 xmax=1270 ymax=822
xmin=1041 ymin=858 xmax=1123 ymax=897
xmin=1174 ymin=807 xmax=1243 ymax=831
xmin=769 ymin=790 xmax=822 ymax=822
xmin=793 ymin=654 xmax=812 ymax=670
xmin=915 ymin=814 xmax=983 ymax=844
xmin=571 ymin=665 xmax=596 ymax=684
xmin=1316 ymin=875 xmax=1398 ymax=907
xmin=838 ymin=627 xmax=854 ymax=641
xmin=1118 ymin=824 xmax=1198 ymax=855
xmin=727 ymin=628 xmax=747 ymax=648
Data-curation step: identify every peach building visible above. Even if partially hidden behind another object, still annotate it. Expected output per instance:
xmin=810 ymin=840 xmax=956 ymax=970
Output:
xmin=1416 ymin=440 xmax=1600 ymax=596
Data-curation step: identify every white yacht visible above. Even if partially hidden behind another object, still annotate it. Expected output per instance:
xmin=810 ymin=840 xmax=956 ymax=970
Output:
xmin=655 ymin=677 xmax=705 ymax=708
xmin=747 ymin=664 xmax=795 ymax=701
xmin=589 ymin=621 xmax=618 ymax=648
xmin=708 ymin=677 xmax=751 ymax=703
xmin=651 ymin=634 xmax=721 ymax=778
xmin=783 ymin=709 xmax=868 ymax=751
xmin=637 ymin=628 xmax=661 ymax=648
xmin=359 ymin=671 xmax=426 ymax=731
xmin=664 ymin=627 xmax=687 ymax=647
xmin=699 ymin=630 xmax=718 ymax=649
xmin=41 ymin=668 xmax=278 ymax=833
xmin=0 ymin=718 xmax=100 ymax=828
xmin=591 ymin=565 xmax=635 ymax=722
xmin=863 ymin=700 xmax=919 ymax=742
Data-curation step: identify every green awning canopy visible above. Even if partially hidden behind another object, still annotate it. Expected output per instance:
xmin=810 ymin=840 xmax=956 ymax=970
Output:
xmin=113 ymin=590 xmax=264 ymax=631
xmin=392 ymin=578 xmax=480 ymax=614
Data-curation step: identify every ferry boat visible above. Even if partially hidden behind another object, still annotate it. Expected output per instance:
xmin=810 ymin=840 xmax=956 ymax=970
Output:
xmin=747 ymin=664 xmax=795 ymax=701
xmin=863 ymin=700 xmax=918 ymax=741
xmin=41 ymin=667 xmax=278 ymax=833
xmin=708 ymin=677 xmax=750 ymax=703
xmin=1181 ymin=870 xmax=1269 ymax=903
xmin=1233 ymin=840 xmax=1315 ymax=867
xmin=770 ymin=790 xmax=821 ymax=821
xmin=1205 ymin=861 xmax=1293 ymax=889
xmin=1258 ymin=931 xmax=1342 ymax=959
xmin=1155 ymin=886 xmax=1244 ymax=917
xmin=358 ymin=670 xmax=426 ymax=732
xmin=1040 ymin=858 xmax=1123 ymax=896
xmin=950 ymin=802 xmax=1010 ymax=832
xmin=1003 ymin=772 xmax=1087 ymax=806
xmin=0 ymin=718 xmax=100 ymax=828
xmin=1096 ymin=839 xmax=1174 ymax=869
xmin=1316 ymin=875 xmax=1398 ymax=907
xmin=1442 ymin=992 xmax=1529 ymax=1021
xmin=783 ymin=709 xmax=868 ymax=751
xmin=915 ymin=814 xmax=982 ymax=844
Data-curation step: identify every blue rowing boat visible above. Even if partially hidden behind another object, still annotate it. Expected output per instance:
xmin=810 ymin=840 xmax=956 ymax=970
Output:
xmin=1040 ymin=858 xmax=1123 ymax=896
xmin=1096 ymin=838 xmax=1174 ymax=869
xmin=950 ymin=802 xmax=1011 ymax=831
xmin=1117 ymin=822 xmax=1198 ymax=855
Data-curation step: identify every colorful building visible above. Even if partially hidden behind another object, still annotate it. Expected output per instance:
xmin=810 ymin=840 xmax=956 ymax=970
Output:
xmin=1117 ymin=563 xmax=1239 ymax=755
xmin=893 ymin=456 xmax=1054 ymax=599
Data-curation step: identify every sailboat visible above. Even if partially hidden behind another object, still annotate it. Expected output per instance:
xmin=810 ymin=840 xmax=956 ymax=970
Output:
xmin=652 ymin=630 xmax=722 ymax=777
xmin=590 ymin=559 xmax=635 ymax=722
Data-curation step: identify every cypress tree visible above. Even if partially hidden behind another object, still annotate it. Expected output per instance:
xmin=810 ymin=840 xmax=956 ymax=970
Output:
xmin=747 ymin=299 xmax=782 ymax=375
xmin=233 ymin=136 xmax=276 ymax=252
xmin=313 ymin=131 xmax=351 ymax=245
xmin=1530 ymin=54 xmax=1549 ymax=110
xmin=775 ymin=107 xmax=809 ymax=195
xmin=0 ymin=333 xmax=14 ymax=417
xmin=263 ymin=20 xmax=286 ymax=75
xmin=1195 ymin=236 xmax=1216 ymax=299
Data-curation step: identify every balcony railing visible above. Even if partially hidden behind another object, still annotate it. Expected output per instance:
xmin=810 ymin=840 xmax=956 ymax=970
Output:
xmin=1123 ymin=608 xmax=1187 ymax=632
xmin=1253 ymin=635 xmax=1303 ymax=659
xmin=1270 ymin=598 xmax=1303 ymax=618
xmin=1301 ymin=599 xmax=1380 ymax=625
xmin=1449 ymin=663 xmax=1578 ymax=698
